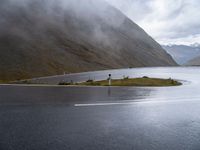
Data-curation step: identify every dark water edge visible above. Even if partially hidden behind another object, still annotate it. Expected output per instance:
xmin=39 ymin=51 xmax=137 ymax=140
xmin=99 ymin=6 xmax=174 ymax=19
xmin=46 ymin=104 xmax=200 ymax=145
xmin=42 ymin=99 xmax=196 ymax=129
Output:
xmin=1 ymin=67 xmax=200 ymax=150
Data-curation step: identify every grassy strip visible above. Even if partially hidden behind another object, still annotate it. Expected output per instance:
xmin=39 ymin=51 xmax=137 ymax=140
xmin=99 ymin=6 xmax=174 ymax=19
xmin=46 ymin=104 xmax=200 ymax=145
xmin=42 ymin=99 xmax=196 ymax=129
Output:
xmin=73 ymin=77 xmax=182 ymax=87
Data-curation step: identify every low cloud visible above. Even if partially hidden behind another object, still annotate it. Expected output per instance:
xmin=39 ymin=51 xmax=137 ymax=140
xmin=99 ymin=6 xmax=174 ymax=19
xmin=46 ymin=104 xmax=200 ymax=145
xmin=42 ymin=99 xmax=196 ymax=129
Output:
xmin=106 ymin=0 xmax=200 ymax=45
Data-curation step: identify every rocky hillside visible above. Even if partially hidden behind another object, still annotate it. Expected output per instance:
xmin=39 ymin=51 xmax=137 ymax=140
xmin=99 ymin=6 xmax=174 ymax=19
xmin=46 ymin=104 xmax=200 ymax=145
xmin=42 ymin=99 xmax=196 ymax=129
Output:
xmin=0 ymin=0 xmax=177 ymax=82
xmin=163 ymin=45 xmax=200 ymax=65
xmin=185 ymin=56 xmax=200 ymax=66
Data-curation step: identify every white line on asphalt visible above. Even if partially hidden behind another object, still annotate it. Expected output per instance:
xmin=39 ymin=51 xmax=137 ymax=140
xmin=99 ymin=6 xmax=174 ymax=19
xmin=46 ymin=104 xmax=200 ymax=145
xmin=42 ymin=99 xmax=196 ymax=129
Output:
xmin=74 ymin=102 xmax=130 ymax=107
xmin=74 ymin=97 xmax=200 ymax=107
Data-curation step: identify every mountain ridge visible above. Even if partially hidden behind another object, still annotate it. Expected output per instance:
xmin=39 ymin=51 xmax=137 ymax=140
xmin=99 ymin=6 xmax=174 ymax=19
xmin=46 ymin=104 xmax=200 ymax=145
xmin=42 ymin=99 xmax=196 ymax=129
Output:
xmin=185 ymin=55 xmax=200 ymax=66
xmin=0 ymin=0 xmax=177 ymax=82
xmin=162 ymin=44 xmax=200 ymax=65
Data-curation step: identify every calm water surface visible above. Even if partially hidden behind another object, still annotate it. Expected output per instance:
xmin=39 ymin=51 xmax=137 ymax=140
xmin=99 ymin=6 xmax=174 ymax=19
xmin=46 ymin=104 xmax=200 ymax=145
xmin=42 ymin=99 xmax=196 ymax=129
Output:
xmin=20 ymin=66 xmax=200 ymax=104
xmin=1 ymin=67 xmax=200 ymax=150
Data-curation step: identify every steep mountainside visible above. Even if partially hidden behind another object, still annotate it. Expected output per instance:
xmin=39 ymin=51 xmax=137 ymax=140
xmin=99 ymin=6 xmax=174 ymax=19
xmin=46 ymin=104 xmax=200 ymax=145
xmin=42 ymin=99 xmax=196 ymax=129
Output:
xmin=0 ymin=0 xmax=177 ymax=82
xmin=163 ymin=45 xmax=200 ymax=65
xmin=185 ymin=56 xmax=200 ymax=66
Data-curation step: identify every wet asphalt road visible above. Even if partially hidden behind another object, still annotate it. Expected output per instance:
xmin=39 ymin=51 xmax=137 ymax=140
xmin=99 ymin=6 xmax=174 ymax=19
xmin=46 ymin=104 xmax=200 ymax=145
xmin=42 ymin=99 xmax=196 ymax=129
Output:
xmin=1 ymin=67 xmax=200 ymax=150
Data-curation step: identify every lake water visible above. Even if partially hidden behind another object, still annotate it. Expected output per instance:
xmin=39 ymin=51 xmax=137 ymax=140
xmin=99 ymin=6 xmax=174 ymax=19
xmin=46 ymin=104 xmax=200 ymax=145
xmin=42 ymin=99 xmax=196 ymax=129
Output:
xmin=1 ymin=67 xmax=200 ymax=150
xmin=24 ymin=66 xmax=200 ymax=105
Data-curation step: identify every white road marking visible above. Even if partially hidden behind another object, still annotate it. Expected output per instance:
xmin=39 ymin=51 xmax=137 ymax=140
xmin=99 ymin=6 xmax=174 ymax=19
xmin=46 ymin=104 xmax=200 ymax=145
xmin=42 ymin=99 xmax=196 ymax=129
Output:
xmin=74 ymin=97 xmax=200 ymax=107
xmin=74 ymin=102 xmax=130 ymax=107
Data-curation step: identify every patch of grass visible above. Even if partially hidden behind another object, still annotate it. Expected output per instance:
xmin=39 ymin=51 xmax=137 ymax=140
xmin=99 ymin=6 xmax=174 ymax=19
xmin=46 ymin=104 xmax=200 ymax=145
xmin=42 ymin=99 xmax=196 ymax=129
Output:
xmin=77 ymin=77 xmax=182 ymax=87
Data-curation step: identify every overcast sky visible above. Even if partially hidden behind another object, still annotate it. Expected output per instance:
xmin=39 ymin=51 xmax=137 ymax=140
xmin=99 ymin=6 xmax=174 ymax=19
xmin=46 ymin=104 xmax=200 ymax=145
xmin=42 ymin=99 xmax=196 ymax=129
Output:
xmin=106 ymin=0 xmax=200 ymax=45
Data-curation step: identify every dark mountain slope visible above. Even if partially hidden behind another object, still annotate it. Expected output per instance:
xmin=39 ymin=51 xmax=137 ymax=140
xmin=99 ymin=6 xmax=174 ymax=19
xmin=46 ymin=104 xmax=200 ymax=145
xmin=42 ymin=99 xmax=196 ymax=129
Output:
xmin=0 ymin=0 xmax=177 ymax=82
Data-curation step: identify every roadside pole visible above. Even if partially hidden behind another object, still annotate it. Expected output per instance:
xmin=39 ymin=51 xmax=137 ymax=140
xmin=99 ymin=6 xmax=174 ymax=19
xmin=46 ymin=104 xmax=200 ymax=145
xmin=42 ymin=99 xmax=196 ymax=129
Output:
xmin=108 ymin=74 xmax=112 ymax=86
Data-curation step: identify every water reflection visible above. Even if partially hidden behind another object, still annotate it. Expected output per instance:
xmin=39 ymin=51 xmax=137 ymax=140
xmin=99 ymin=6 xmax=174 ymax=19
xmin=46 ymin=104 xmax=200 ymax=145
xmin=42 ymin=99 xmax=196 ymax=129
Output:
xmin=0 ymin=85 xmax=153 ymax=105
xmin=2 ymin=67 xmax=200 ymax=150
xmin=1 ymin=67 xmax=200 ymax=105
xmin=107 ymin=87 xmax=111 ymax=96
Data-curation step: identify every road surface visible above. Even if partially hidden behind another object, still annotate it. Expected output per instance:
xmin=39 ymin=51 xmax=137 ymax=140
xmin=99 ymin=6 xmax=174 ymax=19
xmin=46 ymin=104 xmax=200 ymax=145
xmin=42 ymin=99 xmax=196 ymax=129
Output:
xmin=1 ymin=67 xmax=200 ymax=150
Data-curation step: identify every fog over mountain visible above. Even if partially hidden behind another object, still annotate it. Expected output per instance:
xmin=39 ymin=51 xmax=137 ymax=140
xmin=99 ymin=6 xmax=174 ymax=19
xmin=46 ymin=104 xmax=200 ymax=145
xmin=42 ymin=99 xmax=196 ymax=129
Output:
xmin=0 ymin=0 xmax=177 ymax=82
xmin=163 ymin=44 xmax=200 ymax=65
xmin=106 ymin=0 xmax=200 ymax=46
xmin=186 ymin=57 xmax=200 ymax=66
xmin=185 ymin=50 xmax=200 ymax=66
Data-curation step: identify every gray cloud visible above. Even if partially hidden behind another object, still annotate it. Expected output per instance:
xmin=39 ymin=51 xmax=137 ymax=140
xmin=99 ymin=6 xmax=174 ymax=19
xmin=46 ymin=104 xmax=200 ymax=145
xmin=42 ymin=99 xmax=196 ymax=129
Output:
xmin=1 ymin=0 xmax=199 ymax=45
xmin=106 ymin=0 xmax=200 ymax=45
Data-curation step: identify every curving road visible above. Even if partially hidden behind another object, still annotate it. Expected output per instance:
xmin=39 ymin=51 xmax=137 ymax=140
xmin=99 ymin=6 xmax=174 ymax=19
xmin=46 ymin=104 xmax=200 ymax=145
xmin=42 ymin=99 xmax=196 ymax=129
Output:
xmin=1 ymin=67 xmax=200 ymax=150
